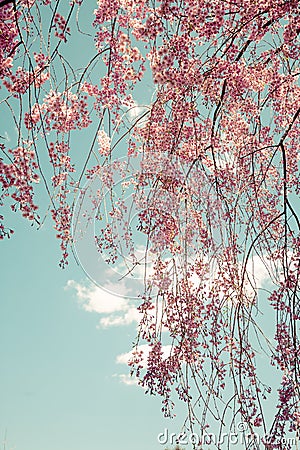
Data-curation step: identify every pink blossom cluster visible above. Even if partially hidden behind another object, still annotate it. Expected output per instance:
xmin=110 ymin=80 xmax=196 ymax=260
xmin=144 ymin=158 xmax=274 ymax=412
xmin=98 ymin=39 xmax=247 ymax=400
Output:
xmin=0 ymin=4 xmax=19 ymax=80
xmin=25 ymin=90 xmax=91 ymax=132
xmin=1 ymin=0 xmax=300 ymax=443
xmin=92 ymin=3 xmax=146 ymax=115
xmin=0 ymin=144 xmax=39 ymax=227
xmin=3 ymin=66 xmax=49 ymax=96
xmin=97 ymin=130 xmax=111 ymax=156
xmin=53 ymin=12 xmax=70 ymax=42
xmin=51 ymin=204 xmax=71 ymax=268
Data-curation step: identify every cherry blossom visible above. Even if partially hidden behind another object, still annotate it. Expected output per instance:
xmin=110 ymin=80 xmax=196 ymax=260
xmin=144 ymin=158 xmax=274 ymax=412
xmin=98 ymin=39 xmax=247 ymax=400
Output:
xmin=0 ymin=0 xmax=299 ymax=446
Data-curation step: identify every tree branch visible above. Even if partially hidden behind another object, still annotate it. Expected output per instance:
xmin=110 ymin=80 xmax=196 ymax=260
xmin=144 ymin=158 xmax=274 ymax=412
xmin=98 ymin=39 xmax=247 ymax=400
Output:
xmin=0 ymin=0 xmax=14 ymax=7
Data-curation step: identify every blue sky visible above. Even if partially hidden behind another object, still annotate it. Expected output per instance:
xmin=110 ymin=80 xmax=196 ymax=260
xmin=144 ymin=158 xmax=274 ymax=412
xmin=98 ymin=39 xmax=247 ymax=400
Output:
xmin=0 ymin=4 xmax=184 ymax=448
xmin=0 ymin=213 xmax=295 ymax=450
xmin=1 ymin=2 xmax=298 ymax=449
xmin=0 ymin=145 xmax=282 ymax=450
xmin=0 ymin=209 xmax=188 ymax=450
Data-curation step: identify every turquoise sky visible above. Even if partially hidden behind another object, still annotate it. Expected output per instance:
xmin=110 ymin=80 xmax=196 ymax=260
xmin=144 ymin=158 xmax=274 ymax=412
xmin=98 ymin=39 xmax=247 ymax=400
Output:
xmin=0 ymin=1 xmax=298 ymax=449
xmin=0 ymin=213 xmax=296 ymax=450
xmin=0 ymin=4 xmax=185 ymax=449
xmin=0 ymin=209 xmax=188 ymax=450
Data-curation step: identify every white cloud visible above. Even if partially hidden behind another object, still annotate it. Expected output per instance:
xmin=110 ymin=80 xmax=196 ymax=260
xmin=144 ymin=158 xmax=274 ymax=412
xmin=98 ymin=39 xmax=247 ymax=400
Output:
xmin=186 ymin=253 xmax=272 ymax=307
xmin=116 ymin=344 xmax=173 ymax=367
xmin=113 ymin=373 xmax=139 ymax=386
xmin=67 ymin=250 xmax=277 ymax=331
xmin=115 ymin=343 xmax=173 ymax=386
xmin=66 ymin=280 xmax=141 ymax=328
xmin=99 ymin=306 xmax=141 ymax=328
xmin=66 ymin=279 xmax=128 ymax=313
xmin=244 ymin=254 xmax=271 ymax=289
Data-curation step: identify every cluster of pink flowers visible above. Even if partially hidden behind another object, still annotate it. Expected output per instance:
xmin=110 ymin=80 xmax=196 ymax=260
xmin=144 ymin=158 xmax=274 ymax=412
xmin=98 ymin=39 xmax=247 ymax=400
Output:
xmin=0 ymin=4 xmax=19 ymax=80
xmin=0 ymin=144 xmax=39 ymax=226
xmin=92 ymin=2 xmax=146 ymax=116
xmin=25 ymin=90 xmax=91 ymax=133
xmin=112 ymin=0 xmax=300 ymax=441
xmin=97 ymin=130 xmax=111 ymax=156
xmin=53 ymin=13 xmax=70 ymax=42
xmin=51 ymin=204 xmax=71 ymax=268
xmin=1 ymin=0 xmax=300 ymax=443
xmin=3 ymin=66 xmax=49 ymax=95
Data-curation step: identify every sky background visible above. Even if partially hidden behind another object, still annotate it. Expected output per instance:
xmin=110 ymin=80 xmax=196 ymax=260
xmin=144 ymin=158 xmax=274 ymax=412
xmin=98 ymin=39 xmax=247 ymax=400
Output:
xmin=0 ymin=179 xmax=295 ymax=450
xmin=0 ymin=210 xmax=295 ymax=450
xmin=0 ymin=2 xmax=298 ymax=449
xmin=0 ymin=209 xmax=188 ymax=450
xmin=0 ymin=3 xmax=186 ymax=449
